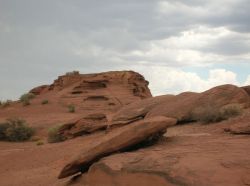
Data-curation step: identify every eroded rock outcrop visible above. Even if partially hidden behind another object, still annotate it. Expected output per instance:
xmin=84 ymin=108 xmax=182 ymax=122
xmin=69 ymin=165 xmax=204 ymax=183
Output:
xmin=58 ymin=116 xmax=177 ymax=179
xmin=29 ymin=71 xmax=151 ymax=108
xmin=109 ymin=85 xmax=250 ymax=125
xmin=80 ymin=133 xmax=250 ymax=186
xmin=27 ymin=71 xmax=152 ymax=138
xmin=29 ymin=85 xmax=49 ymax=95
xmin=59 ymin=113 xmax=108 ymax=138
xmin=110 ymin=95 xmax=175 ymax=125
xmin=147 ymin=85 xmax=249 ymax=121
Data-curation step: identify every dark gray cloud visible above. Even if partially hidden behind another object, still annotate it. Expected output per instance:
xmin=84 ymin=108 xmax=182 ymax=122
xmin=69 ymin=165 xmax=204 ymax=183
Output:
xmin=0 ymin=0 xmax=250 ymax=99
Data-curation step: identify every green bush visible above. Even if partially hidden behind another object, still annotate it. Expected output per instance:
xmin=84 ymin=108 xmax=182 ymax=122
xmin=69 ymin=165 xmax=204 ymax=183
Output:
xmin=41 ymin=100 xmax=49 ymax=105
xmin=47 ymin=125 xmax=65 ymax=143
xmin=20 ymin=93 xmax=35 ymax=106
xmin=0 ymin=118 xmax=34 ymax=141
xmin=192 ymin=104 xmax=242 ymax=124
xmin=221 ymin=104 xmax=242 ymax=118
xmin=36 ymin=140 xmax=44 ymax=146
xmin=0 ymin=123 xmax=10 ymax=140
xmin=68 ymin=104 xmax=75 ymax=113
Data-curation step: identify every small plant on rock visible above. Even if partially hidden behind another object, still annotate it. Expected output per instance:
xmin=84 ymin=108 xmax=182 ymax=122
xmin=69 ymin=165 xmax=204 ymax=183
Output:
xmin=41 ymin=99 xmax=49 ymax=105
xmin=47 ymin=125 xmax=65 ymax=143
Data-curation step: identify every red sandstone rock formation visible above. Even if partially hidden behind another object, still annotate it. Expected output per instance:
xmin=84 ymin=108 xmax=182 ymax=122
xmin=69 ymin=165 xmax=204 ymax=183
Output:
xmin=1 ymin=71 xmax=250 ymax=186
xmin=110 ymin=84 xmax=250 ymax=124
xmin=58 ymin=116 xmax=176 ymax=179
xmin=0 ymin=71 xmax=152 ymax=136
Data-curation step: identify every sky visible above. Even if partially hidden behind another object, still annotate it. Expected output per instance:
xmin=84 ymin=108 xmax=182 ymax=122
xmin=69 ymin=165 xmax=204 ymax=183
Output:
xmin=0 ymin=0 xmax=250 ymax=100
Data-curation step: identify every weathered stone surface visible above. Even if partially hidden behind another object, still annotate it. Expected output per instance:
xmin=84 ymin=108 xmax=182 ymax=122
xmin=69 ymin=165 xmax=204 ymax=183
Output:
xmin=224 ymin=112 xmax=250 ymax=134
xmin=29 ymin=85 xmax=49 ymax=95
xmin=58 ymin=116 xmax=177 ymax=179
xmin=81 ymin=133 xmax=250 ymax=186
xmin=110 ymin=95 xmax=174 ymax=125
xmin=60 ymin=113 xmax=108 ymax=138
xmin=146 ymin=85 xmax=250 ymax=121
xmin=242 ymin=85 xmax=250 ymax=96
xmin=226 ymin=122 xmax=250 ymax=134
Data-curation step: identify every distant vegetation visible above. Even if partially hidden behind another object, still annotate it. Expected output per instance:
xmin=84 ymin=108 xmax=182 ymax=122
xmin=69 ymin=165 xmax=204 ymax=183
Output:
xmin=41 ymin=99 xmax=49 ymax=105
xmin=47 ymin=125 xmax=65 ymax=143
xmin=20 ymin=93 xmax=35 ymax=106
xmin=65 ymin=71 xmax=79 ymax=76
xmin=0 ymin=118 xmax=34 ymax=141
xmin=0 ymin=100 xmax=12 ymax=108
xmin=67 ymin=104 xmax=75 ymax=113
xmin=36 ymin=140 xmax=44 ymax=146
xmin=192 ymin=104 xmax=242 ymax=124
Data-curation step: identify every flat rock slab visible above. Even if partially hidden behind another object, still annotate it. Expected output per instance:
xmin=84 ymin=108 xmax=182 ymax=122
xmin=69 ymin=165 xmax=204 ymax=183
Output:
xmin=58 ymin=116 xmax=176 ymax=179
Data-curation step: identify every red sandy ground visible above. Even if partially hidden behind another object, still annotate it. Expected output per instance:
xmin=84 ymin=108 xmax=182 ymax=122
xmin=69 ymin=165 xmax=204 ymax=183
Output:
xmin=0 ymin=110 xmax=250 ymax=186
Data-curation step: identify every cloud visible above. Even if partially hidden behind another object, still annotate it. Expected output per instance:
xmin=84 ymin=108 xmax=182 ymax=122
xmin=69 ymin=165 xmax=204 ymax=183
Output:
xmin=132 ymin=66 xmax=240 ymax=95
xmin=0 ymin=0 xmax=250 ymax=99
xmin=244 ymin=75 xmax=250 ymax=86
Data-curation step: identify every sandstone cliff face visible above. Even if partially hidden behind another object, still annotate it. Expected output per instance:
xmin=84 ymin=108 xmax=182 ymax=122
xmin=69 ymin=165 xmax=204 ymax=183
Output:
xmin=32 ymin=70 xmax=151 ymax=108
xmin=43 ymin=71 xmax=153 ymax=138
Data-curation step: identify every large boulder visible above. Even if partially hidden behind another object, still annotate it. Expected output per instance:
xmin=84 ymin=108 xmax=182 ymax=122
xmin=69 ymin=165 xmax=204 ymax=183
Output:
xmin=146 ymin=85 xmax=250 ymax=121
xmin=110 ymin=95 xmax=175 ymax=126
xmin=59 ymin=113 xmax=108 ymax=138
xmin=109 ymin=84 xmax=250 ymax=126
xmin=80 ymin=132 xmax=250 ymax=186
xmin=58 ymin=116 xmax=177 ymax=179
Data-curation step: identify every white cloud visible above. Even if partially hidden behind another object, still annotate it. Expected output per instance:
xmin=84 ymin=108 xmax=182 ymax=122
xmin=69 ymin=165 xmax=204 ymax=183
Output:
xmin=244 ymin=75 xmax=250 ymax=85
xmin=123 ymin=26 xmax=250 ymax=68
xmin=132 ymin=66 xmax=240 ymax=95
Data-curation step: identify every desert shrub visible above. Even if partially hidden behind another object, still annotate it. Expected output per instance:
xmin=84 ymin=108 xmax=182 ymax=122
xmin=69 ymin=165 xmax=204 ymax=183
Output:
xmin=0 ymin=118 xmax=34 ymax=141
xmin=36 ymin=140 xmax=44 ymax=146
xmin=192 ymin=104 xmax=242 ymax=124
xmin=221 ymin=104 xmax=242 ymax=118
xmin=0 ymin=122 xmax=10 ymax=140
xmin=47 ymin=125 xmax=65 ymax=143
xmin=31 ymin=136 xmax=41 ymax=142
xmin=41 ymin=99 xmax=49 ymax=105
xmin=0 ymin=100 xmax=12 ymax=108
xmin=65 ymin=71 xmax=79 ymax=76
xmin=68 ymin=104 xmax=75 ymax=113
xmin=20 ymin=93 xmax=35 ymax=106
